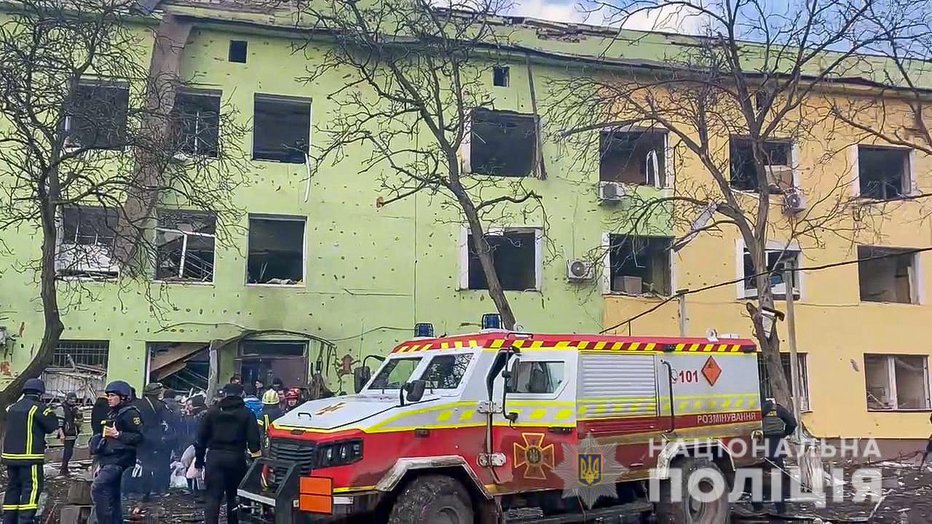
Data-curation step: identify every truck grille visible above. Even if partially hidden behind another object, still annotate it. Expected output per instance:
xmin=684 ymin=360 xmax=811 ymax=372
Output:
xmin=268 ymin=438 xmax=316 ymax=478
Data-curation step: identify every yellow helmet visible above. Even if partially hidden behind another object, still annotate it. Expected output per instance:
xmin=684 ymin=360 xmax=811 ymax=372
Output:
xmin=262 ymin=389 xmax=280 ymax=405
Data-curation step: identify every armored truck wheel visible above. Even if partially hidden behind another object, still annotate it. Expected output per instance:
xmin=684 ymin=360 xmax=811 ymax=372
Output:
xmin=655 ymin=457 xmax=730 ymax=524
xmin=387 ymin=475 xmax=474 ymax=524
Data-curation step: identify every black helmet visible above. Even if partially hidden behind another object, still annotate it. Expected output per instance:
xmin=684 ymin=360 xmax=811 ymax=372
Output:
xmin=22 ymin=378 xmax=44 ymax=395
xmin=105 ymin=380 xmax=132 ymax=398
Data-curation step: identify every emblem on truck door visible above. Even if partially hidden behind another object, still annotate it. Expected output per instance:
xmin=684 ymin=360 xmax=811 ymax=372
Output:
xmin=513 ymin=433 xmax=555 ymax=480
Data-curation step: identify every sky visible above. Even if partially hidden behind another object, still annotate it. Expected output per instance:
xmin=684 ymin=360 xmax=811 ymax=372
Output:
xmin=505 ymin=0 xmax=705 ymax=33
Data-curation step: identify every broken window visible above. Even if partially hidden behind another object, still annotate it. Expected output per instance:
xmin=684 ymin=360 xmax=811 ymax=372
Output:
xmin=600 ymin=130 xmax=666 ymax=187
xmin=253 ymin=95 xmax=311 ymax=163
xmin=247 ymin=216 xmax=305 ymax=285
xmin=608 ymin=235 xmax=672 ymax=295
xmin=742 ymin=248 xmax=800 ymax=299
xmin=493 ymin=66 xmax=510 ymax=87
xmin=857 ymin=246 xmax=918 ymax=304
xmin=43 ymin=340 xmax=110 ymax=403
xmin=229 ymin=40 xmax=248 ymax=63
xmin=858 ymin=146 xmax=910 ymax=200
xmin=758 ymin=353 xmax=810 ymax=411
xmin=467 ymin=108 xmax=537 ymax=177
xmin=173 ymin=90 xmax=220 ymax=158
xmin=865 ymin=354 xmax=930 ymax=411
xmin=57 ymin=206 xmax=119 ymax=278
xmin=155 ymin=210 xmax=216 ymax=282
xmin=466 ymin=229 xmax=539 ymax=291
xmin=66 ymin=81 xmax=130 ymax=150
xmin=730 ymin=137 xmax=793 ymax=192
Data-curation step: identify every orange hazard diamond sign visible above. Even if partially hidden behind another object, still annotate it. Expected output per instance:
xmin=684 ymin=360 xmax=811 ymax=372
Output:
xmin=702 ymin=356 xmax=722 ymax=386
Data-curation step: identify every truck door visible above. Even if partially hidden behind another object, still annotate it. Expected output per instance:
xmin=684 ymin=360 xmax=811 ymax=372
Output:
xmin=488 ymin=350 xmax=577 ymax=494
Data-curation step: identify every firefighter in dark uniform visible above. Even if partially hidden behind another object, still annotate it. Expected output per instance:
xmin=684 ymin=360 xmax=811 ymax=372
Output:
xmin=757 ymin=397 xmax=798 ymax=515
xmin=195 ymin=383 xmax=261 ymax=524
xmin=91 ymin=381 xmax=143 ymax=524
xmin=1 ymin=378 xmax=59 ymax=524
xmin=257 ymin=389 xmax=284 ymax=448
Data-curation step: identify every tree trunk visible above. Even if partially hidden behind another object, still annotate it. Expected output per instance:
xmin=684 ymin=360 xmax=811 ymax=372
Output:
xmin=449 ymin=183 xmax=518 ymax=330
xmin=749 ymin=287 xmax=793 ymax=408
xmin=114 ymin=14 xmax=192 ymax=268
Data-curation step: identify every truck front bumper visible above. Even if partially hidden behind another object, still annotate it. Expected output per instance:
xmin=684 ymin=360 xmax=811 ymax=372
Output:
xmin=237 ymin=458 xmax=383 ymax=524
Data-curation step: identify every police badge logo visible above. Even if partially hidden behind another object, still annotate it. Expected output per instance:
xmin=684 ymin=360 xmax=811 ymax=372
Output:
xmin=555 ymin=432 xmax=628 ymax=508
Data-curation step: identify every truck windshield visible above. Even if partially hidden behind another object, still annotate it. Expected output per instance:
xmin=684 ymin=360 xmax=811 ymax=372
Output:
xmin=420 ymin=353 xmax=473 ymax=389
xmin=369 ymin=357 xmax=422 ymax=390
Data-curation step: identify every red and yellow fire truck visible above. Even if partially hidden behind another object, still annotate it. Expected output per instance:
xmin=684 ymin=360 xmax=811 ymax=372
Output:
xmin=237 ymin=325 xmax=764 ymax=523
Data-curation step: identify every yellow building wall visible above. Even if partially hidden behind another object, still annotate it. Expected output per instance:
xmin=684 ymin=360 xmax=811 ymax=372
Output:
xmin=603 ymin=94 xmax=932 ymax=441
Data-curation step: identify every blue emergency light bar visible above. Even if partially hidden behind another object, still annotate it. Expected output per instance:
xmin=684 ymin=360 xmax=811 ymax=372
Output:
xmin=481 ymin=313 xmax=502 ymax=330
xmin=414 ymin=323 xmax=435 ymax=338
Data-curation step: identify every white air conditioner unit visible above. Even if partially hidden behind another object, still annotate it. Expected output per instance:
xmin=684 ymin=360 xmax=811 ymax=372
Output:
xmin=782 ymin=188 xmax=806 ymax=215
xmin=56 ymin=243 xmax=119 ymax=275
xmin=566 ymin=259 xmax=594 ymax=281
xmin=598 ymin=181 xmax=626 ymax=203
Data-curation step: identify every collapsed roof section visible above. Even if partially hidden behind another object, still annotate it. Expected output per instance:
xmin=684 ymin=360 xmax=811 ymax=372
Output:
xmin=151 ymin=0 xmax=932 ymax=93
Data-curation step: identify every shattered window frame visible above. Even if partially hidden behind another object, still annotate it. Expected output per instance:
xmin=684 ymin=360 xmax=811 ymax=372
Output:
xmin=252 ymin=94 xmax=311 ymax=164
xmin=464 ymin=108 xmax=539 ymax=178
xmin=758 ymin=353 xmax=810 ymax=412
xmin=56 ymin=205 xmax=120 ymax=279
xmin=729 ymin=136 xmax=794 ymax=193
xmin=607 ymin=234 xmax=673 ymax=296
xmin=857 ymin=146 xmax=912 ymax=201
xmin=173 ymin=89 xmax=222 ymax=158
xmin=599 ymin=129 xmax=668 ymax=187
xmin=154 ymin=209 xmax=217 ymax=284
xmin=65 ymin=80 xmax=130 ymax=151
xmin=740 ymin=247 xmax=801 ymax=300
xmin=864 ymin=354 xmax=931 ymax=411
xmin=463 ymin=227 xmax=542 ymax=292
xmin=246 ymin=215 xmax=306 ymax=286
xmin=857 ymin=246 xmax=919 ymax=304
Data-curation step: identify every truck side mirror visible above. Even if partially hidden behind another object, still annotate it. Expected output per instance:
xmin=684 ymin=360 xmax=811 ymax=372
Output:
xmin=405 ymin=379 xmax=427 ymax=402
xmin=501 ymin=356 xmax=519 ymax=423
xmin=353 ymin=366 xmax=371 ymax=394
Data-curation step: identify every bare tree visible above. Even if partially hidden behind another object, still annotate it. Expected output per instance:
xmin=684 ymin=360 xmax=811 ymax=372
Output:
xmin=550 ymin=0 xmax=902 ymax=406
xmin=296 ymin=0 xmax=546 ymax=330
xmin=0 ymin=0 xmax=251 ymax=408
xmin=829 ymin=1 xmax=932 ymax=204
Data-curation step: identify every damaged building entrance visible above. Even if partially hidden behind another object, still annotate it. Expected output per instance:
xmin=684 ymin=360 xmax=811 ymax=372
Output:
xmin=148 ymin=342 xmax=210 ymax=393
xmin=237 ymin=340 xmax=308 ymax=387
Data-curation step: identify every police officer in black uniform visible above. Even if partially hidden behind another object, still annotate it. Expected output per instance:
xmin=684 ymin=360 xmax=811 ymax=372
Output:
xmin=91 ymin=381 xmax=143 ymax=524
xmin=195 ymin=383 xmax=261 ymax=524
xmin=1 ymin=378 xmax=59 ymax=524
xmin=758 ymin=397 xmax=798 ymax=515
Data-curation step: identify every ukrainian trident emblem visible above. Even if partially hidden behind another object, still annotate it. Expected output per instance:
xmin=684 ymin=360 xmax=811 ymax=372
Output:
xmin=578 ymin=453 xmax=603 ymax=486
